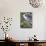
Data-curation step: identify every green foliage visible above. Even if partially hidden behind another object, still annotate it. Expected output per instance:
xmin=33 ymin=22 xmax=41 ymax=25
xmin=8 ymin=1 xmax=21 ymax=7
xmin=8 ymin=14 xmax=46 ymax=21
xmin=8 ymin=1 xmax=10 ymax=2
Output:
xmin=20 ymin=21 xmax=32 ymax=28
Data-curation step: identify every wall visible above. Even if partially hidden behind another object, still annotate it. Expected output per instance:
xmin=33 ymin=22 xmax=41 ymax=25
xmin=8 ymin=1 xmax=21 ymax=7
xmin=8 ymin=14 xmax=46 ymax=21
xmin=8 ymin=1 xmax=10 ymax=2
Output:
xmin=0 ymin=0 xmax=46 ymax=40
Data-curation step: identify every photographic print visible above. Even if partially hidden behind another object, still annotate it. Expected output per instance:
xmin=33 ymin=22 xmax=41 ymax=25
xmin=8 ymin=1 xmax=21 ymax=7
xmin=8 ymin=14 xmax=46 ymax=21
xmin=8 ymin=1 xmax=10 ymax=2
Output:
xmin=20 ymin=12 xmax=32 ymax=28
